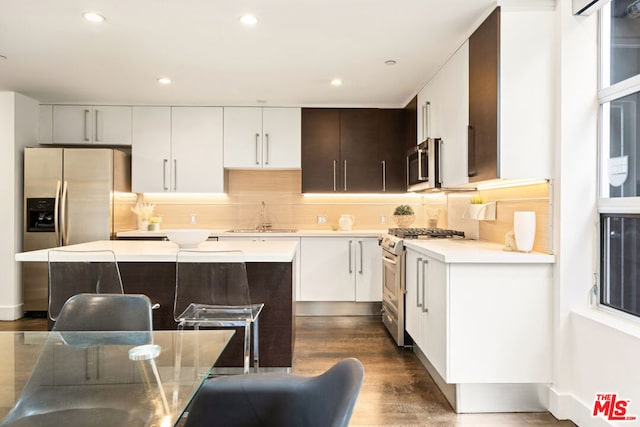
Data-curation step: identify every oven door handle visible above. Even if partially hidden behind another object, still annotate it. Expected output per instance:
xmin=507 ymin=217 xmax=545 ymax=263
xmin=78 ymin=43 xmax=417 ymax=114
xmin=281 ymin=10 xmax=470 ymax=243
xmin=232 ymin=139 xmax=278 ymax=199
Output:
xmin=382 ymin=256 xmax=397 ymax=266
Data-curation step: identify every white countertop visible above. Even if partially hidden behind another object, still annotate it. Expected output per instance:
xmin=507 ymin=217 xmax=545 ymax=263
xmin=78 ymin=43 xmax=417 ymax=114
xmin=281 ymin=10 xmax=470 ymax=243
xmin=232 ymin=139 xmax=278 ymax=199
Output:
xmin=402 ymin=239 xmax=555 ymax=264
xmin=116 ymin=229 xmax=386 ymax=238
xmin=15 ymin=240 xmax=299 ymax=263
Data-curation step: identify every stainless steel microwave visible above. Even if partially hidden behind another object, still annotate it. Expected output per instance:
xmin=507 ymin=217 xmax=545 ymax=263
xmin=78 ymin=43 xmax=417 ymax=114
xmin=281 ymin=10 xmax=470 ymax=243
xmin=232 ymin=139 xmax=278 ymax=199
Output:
xmin=406 ymin=138 xmax=441 ymax=192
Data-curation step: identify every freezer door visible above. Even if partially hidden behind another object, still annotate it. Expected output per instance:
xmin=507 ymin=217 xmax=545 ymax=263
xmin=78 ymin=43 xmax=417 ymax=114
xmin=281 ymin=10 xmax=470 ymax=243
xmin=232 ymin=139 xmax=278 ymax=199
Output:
xmin=24 ymin=147 xmax=63 ymax=198
xmin=63 ymin=149 xmax=113 ymax=245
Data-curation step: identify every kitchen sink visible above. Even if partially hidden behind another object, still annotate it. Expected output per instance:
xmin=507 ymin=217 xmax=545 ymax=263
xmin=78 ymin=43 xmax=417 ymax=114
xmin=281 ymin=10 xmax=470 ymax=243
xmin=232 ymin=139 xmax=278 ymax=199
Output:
xmin=226 ymin=229 xmax=298 ymax=233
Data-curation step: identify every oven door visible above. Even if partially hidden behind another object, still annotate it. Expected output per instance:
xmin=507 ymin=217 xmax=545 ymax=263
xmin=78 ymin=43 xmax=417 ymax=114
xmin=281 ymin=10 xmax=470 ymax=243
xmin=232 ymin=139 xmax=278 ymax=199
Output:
xmin=382 ymin=249 xmax=405 ymax=345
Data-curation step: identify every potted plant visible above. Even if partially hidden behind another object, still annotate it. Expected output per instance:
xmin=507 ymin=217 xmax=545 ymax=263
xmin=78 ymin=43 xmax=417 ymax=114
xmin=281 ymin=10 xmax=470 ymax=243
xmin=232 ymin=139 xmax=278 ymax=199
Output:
xmin=393 ymin=205 xmax=415 ymax=227
xmin=468 ymin=195 xmax=487 ymax=219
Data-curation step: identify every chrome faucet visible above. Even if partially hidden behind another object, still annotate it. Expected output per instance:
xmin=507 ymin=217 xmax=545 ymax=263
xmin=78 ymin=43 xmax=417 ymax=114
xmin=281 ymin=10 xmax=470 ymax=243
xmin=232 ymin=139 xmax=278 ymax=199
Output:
xmin=258 ymin=201 xmax=272 ymax=231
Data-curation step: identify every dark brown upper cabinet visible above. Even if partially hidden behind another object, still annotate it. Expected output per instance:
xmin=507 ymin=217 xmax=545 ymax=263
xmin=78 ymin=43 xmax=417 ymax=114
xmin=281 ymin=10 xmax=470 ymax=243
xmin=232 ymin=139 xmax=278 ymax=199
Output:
xmin=302 ymin=108 xmax=406 ymax=193
xmin=468 ymin=6 xmax=500 ymax=183
xmin=301 ymin=109 xmax=341 ymax=193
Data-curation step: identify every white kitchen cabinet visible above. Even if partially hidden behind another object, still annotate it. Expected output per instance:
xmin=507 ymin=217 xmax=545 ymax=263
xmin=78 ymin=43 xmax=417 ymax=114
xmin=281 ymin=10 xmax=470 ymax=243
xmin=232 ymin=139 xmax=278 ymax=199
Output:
xmin=38 ymin=104 xmax=53 ymax=144
xmin=223 ymin=107 xmax=301 ymax=169
xmin=415 ymin=42 xmax=468 ymax=188
xmin=132 ymin=106 xmax=223 ymax=193
xmin=300 ymin=237 xmax=381 ymax=302
xmin=404 ymin=246 xmax=552 ymax=384
xmin=52 ymin=105 xmax=131 ymax=145
xmin=404 ymin=249 xmax=447 ymax=376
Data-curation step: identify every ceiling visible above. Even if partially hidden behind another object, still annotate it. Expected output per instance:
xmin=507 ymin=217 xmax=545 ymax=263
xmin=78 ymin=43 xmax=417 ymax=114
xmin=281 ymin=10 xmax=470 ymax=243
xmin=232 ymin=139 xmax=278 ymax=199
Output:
xmin=0 ymin=0 xmax=495 ymax=108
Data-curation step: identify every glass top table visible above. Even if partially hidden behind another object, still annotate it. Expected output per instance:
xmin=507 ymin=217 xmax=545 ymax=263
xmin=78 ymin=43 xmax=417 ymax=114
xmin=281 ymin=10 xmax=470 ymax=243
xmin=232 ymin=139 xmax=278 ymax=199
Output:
xmin=0 ymin=329 xmax=234 ymax=427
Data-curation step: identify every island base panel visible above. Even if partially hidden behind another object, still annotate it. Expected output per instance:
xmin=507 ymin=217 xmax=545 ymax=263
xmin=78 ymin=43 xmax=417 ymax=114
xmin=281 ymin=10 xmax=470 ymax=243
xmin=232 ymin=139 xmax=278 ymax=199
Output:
xmin=118 ymin=262 xmax=294 ymax=368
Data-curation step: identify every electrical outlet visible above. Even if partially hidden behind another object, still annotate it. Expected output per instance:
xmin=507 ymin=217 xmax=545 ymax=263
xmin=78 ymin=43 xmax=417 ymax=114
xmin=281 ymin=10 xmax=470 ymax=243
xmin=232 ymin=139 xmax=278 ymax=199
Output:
xmin=317 ymin=215 xmax=327 ymax=224
xmin=380 ymin=215 xmax=386 ymax=224
xmin=190 ymin=213 xmax=197 ymax=224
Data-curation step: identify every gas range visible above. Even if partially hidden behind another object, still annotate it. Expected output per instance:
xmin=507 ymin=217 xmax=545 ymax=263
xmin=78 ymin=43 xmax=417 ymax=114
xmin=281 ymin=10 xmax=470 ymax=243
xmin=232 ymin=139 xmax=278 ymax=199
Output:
xmin=379 ymin=228 xmax=465 ymax=255
xmin=387 ymin=227 xmax=465 ymax=240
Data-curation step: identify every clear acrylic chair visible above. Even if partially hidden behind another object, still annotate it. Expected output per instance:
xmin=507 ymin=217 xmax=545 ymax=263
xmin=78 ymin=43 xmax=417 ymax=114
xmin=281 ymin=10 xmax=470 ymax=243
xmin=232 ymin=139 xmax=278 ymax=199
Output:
xmin=53 ymin=293 xmax=154 ymax=346
xmin=48 ymin=249 xmax=124 ymax=322
xmin=174 ymin=250 xmax=263 ymax=374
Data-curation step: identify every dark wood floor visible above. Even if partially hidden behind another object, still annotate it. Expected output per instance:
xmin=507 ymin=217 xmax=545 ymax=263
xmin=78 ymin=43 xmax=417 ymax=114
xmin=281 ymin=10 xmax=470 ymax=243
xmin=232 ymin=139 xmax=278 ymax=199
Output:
xmin=2 ymin=314 xmax=575 ymax=426
xmin=292 ymin=316 xmax=575 ymax=427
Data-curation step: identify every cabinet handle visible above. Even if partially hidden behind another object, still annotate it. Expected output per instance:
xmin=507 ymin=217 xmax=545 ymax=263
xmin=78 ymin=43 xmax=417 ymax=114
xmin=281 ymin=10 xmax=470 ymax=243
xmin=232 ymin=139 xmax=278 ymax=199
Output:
xmin=382 ymin=160 xmax=386 ymax=192
xmin=438 ymin=139 xmax=443 ymax=186
xmin=333 ymin=160 xmax=337 ymax=192
xmin=94 ymin=109 xmax=100 ymax=142
xmin=348 ymin=240 xmax=353 ymax=274
xmin=422 ymin=259 xmax=429 ymax=313
xmin=344 ymin=160 xmax=347 ymax=191
xmin=84 ymin=109 xmax=91 ymax=142
xmin=255 ymin=133 xmax=260 ymax=165
xmin=358 ymin=240 xmax=363 ymax=274
xmin=163 ymin=159 xmax=169 ymax=191
xmin=174 ymin=159 xmax=177 ymax=191
xmin=425 ymin=101 xmax=431 ymax=138
xmin=467 ymin=125 xmax=477 ymax=178
xmin=416 ymin=257 xmax=423 ymax=308
xmin=265 ymin=133 xmax=270 ymax=165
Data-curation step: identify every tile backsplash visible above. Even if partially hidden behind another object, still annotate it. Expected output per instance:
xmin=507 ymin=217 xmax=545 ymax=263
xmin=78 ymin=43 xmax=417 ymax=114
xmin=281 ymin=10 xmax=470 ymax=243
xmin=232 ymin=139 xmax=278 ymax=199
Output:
xmin=137 ymin=170 xmax=552 ymax=253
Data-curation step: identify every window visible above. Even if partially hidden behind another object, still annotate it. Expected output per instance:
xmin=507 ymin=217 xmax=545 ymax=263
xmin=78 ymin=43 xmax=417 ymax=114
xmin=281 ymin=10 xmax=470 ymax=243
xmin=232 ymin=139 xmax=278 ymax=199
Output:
xmin=599 ymin=0 xmax=640 ymax=318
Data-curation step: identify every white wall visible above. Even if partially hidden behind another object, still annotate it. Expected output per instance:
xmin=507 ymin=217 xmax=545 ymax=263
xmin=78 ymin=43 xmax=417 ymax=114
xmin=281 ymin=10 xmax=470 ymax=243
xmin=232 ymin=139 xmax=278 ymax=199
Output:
xmin=551 ymin=2 xmax=640 ymax=426
xmin=0 ymin=92 xmax=38 ymax=320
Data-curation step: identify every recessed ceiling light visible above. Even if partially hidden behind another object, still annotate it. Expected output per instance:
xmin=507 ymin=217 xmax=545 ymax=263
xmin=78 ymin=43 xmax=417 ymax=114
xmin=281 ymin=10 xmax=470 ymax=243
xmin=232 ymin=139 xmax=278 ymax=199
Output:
xmin=240 ymin=14 xmax=258 ymax=25
xmin=384 ymin=59 xmax=397 ymax=66
xmin=330 ymin=78 xmax=343 ymax=87
xmin=157 ymin=77 xmax=172 ymax=85
xmin=82 ymin=12 xmax=106 ymax=23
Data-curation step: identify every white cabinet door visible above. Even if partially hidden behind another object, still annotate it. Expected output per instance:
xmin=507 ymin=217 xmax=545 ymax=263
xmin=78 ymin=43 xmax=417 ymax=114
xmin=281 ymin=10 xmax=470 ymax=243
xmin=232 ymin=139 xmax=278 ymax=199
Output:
xmin=171 ymin=107 xmax=223 ymax=193
xmin=422 ymin=255 xmax=447 ymax=380
xmin=53 ymin=105 xmax=131 ymax=145
xmin=262 ymin=108 xmax=301 ymax=169
xmin=354 ymin=238 xmax=382 ymax=302
xmin=223 ymin=107 xmax=263 ymax=168
xmin=300 ymin=237 xmax=354 ymax=301
xmin=39 ymin=104 xmax=53 ymax=144
xmin=132 ymin=107 xmax=171 ymax=193
xmin=53 ymin=105 xmax=93 ymax=144
xmin=224 ymin=107 xmax=301 ymax=169
xmin=416 ymin=87 xmax=431 ymax=145
xmin=434 ymin=41 xmax=469 ymax=188
xmin=93 ymin=106 xmax=132 ymax=145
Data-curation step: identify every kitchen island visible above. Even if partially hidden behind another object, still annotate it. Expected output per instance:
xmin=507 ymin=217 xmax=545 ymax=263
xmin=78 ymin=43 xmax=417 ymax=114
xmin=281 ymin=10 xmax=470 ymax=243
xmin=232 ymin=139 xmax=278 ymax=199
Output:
xmin=15 ymin=239 xmax=298 ymax=370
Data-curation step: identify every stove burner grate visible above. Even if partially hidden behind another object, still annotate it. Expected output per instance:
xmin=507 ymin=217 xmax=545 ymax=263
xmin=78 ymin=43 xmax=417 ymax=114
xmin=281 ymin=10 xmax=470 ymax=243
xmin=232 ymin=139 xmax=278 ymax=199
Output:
xmin=388 ymin=227 xmax=465 ymax=239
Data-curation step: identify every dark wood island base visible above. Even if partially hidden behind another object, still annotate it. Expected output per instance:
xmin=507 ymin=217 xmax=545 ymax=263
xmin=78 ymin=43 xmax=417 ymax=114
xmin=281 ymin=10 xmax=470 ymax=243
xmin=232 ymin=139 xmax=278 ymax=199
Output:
xmin=119 ymin=261 xmax=295 ymax=369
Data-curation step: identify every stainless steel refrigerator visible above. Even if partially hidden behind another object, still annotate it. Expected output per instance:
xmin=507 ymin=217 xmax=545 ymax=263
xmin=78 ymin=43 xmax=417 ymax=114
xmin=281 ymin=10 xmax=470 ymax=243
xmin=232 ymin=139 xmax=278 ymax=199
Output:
xmin=22 ymin=147 xmax=134 ymax=312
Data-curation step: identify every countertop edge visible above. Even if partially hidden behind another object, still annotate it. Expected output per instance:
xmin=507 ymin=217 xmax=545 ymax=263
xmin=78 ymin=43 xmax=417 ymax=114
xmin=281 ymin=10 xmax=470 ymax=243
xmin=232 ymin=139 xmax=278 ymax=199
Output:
xmin=402 ymin=240 xmax=556 ymax=264
xmin=116 ymin=229 xmax=386 ymax=238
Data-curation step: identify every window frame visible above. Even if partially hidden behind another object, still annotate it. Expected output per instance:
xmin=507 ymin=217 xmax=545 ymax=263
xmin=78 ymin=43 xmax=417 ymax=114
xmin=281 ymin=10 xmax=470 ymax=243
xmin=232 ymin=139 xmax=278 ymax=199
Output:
xmin=598 ymin=1 xmax=640 ymax=320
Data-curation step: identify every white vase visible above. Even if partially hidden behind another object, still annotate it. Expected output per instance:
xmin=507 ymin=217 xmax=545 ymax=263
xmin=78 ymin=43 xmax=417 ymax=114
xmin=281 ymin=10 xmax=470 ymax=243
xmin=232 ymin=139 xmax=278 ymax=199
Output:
xmin=513 ymin=211 xmax=536 ymax=252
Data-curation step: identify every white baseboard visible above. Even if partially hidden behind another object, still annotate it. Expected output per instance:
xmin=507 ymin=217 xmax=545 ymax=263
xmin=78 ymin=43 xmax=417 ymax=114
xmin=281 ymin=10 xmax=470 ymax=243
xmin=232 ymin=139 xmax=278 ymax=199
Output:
xmin=0 ymin=304 xmax=23 ymax=320
xmin=549 ymin=387 xmax=620 ymax=427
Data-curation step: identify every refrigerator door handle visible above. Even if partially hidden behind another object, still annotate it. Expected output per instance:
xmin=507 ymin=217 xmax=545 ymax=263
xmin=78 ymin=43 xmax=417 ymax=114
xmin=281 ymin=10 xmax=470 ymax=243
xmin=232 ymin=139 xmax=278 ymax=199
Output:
xmin=60 ymin=180 xmax=69 ymax=245
xmin=54 ymin=180 xmax=61 ymax=246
